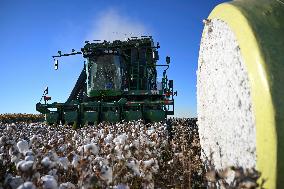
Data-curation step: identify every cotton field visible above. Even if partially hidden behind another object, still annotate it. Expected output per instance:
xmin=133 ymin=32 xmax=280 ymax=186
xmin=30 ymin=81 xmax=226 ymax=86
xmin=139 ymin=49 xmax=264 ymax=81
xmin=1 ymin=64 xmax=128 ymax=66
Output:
xmin=0 ymin=118 xmax=203 ymax=189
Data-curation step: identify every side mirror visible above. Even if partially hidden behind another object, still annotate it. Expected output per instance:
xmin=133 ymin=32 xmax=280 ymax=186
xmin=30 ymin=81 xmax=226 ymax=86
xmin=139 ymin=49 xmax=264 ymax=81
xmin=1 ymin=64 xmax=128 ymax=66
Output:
xmin=54 ymin=59 xmax=59 ymax=70
xmin=166 ymin=56 xmax=171 ymax=64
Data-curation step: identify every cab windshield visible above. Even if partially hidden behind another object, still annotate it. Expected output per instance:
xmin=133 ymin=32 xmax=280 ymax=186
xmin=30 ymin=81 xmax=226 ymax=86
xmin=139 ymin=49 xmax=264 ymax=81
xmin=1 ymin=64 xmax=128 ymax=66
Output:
xmin=88 ymin=55 xmax=121 ymax=90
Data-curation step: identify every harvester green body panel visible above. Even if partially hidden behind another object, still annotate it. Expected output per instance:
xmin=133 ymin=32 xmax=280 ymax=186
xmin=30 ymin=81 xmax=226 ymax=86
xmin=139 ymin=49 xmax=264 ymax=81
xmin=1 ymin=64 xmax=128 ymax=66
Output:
xmin=101 ymin=111 xmax=120 ymax=123
xmin=64 ymin=111 xmax=78 ymax=124
xmin=123 ymin=110 xmax=143 ymax=121
xmin=84 ymin=111 xmax=99 ymax=124
xmin=45 ymin=112 xmax=59 ymax=124
xmin=36 ymin=37 xmax=176 ymax=125
xmin=144 ymin=110 xmax=166 ymax=122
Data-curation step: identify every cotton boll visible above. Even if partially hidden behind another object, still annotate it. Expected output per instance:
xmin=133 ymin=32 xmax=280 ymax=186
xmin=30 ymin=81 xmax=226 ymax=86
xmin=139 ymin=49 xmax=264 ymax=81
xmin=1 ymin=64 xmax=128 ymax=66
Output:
xmin=58 ymin=182 xmax=75 ymax=189
xmin=9 ymin=147 xmax=18 ymax=157
xmin=151 ymin=160 xmax=159 ymax=173
xmin=95 ymin=158 xmax=109 ymax=167
xmin=94 ymin=156 xmax=104 ymax=163
xmin=88 ymin=154 xmax=95 ymax=161
xmin=104 ymin=133 xmax=113 ymax=144
xmin=127 ymin=160 xmax=140 ymax=176
xmin=83 ymin=137 xmax=91 ymax=144
xmin=146 ymin=129 xmax=155 ymax=136
xmin=130 ymin=140 xmax=139 ymax=148
xmin=0 ymin=136 xmax=7 ymax=145
xmin=116 ymin=184 xmax=130 ymax=189
xmin=58 ymin=157 xmax=70 ymax=170
xmin=114 ymin=133 xmax=127 ymax=146
xmin=5 ymin=175 xmax=24 ymax=189
xmin=32 ymin=172 xmax=41 ymax=181
xmin=142 ymin=159 xmax=154 ymax=168
xmin=100 ymin=165 xmax=112 ymax=184
xmin=49 ymin=151 xmax=59 ymax=162
xmin=144 ymin=172 xmax=153 ymax=181
xmin=41 ymin=175 xmax=58 ymax=189
xmin=124 ymin=150 xmax=131 ymax=158
xmin=11 ymin=155 xmax=20 ymax=163
xmin=114 ymin=145 xmax=123 ymax=159
xmin=0 ymin=146 xmax=4 ymax=152
xmin=58 ymin=145 xmax=65 ymax=153
xmin=124 ymin=145 xmax=129 ymax=151
xmin=48 ymin=139 xmax=56 ymax=146
xmin=142 ymin=182 xmax=154 ymax=189
xmin=145 ymin=148 xmax=151 ymax=156
xmin=24 ymin=150 xmax=34 ymax=157
xmin=17 ymin=140 xmax=29 ymax=154
xmin=57 ymin=138 xmax=64 ymax=144
xmin=71 ymin=154 xmax=79 ymax=168
xmin=48 ymin=169 xmax=58 ymax=181
xmin=29 ymin=135 xmax=38 ymax=146
xmin=174 ymin=153 xmax=184 ymax=161
xmin=41 ymin=157 xmax=54 ymax=169
xmin=7 ymin=139 xmax=16 ymax=145
xmin=77 ymin=146 xmax=84 ymax=155
xmin=16 ymin=160 xmax=34 ymax=172
xmin=17 ymin=181 xmax=36 ymax=189
xmin=25 ymin=155 xmax=34 ymax=161
xmin=83 ymin=143 xmax=99 ymax=155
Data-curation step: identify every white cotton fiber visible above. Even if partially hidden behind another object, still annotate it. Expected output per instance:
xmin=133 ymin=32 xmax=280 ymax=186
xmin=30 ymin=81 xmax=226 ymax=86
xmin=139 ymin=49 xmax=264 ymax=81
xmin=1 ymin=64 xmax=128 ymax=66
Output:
xmin=17 ymin=182 xmax=36 ymax=189
xmin=17 ymin=140 xmax=29 ymax=154
xmin=197 ymin=19 xmax=256 ymax=169
xmin=83 ymin=143 xmax=99 ymax=155
xmin=16 ymin=160 xmax=34 ymax=172
xmin=41 ymin=175 xmax=58 ymax=189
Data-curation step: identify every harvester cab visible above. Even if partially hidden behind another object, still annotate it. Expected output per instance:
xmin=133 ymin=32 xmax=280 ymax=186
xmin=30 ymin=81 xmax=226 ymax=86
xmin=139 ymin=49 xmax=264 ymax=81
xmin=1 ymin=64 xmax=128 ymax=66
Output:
xmin=36 ymin=37 xmax=176 ymax=126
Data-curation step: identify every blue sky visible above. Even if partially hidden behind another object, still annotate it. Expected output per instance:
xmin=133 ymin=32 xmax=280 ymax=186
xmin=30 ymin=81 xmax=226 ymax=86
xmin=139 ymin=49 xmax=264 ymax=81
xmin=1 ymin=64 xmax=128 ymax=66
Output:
xmin=0 ymin=0 xmax=227 ymax=117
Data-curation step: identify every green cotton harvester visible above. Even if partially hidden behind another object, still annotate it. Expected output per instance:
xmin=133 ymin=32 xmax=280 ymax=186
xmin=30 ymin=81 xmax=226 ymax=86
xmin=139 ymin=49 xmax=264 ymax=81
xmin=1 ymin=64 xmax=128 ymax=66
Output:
xmin=36 ymin=37 xmax=176 ymax=126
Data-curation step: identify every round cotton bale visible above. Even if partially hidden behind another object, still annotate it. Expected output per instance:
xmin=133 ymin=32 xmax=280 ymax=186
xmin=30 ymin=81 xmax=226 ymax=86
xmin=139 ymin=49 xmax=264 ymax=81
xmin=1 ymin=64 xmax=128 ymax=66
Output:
xmin=197 ymin=0 xmax=284 ymax=188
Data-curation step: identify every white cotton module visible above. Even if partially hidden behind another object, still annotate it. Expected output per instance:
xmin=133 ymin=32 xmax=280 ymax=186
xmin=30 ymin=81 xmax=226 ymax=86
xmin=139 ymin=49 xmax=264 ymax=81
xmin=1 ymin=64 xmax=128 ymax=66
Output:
xmin=197 ymin=19 xmax=256 ymax=169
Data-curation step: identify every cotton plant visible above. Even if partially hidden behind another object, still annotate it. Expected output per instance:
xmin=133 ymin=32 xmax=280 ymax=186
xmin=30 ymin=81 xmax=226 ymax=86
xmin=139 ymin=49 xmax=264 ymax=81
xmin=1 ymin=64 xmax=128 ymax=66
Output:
xmin=0 ymin=118 xmax=205 ymax=188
